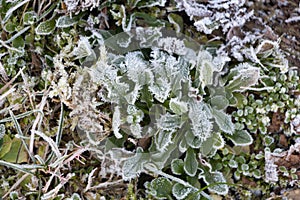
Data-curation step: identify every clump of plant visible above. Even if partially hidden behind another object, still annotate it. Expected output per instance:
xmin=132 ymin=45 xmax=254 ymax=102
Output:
xmin=67 ymin=27 xmax=264 ymax=199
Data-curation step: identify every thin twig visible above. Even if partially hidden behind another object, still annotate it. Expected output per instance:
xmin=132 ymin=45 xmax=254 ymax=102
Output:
xmin=2 ymin=173 xmax=30 ymax=199
xmin=29 ymin=90 xmax=49 ymax=154
xmin=88 ymin=179 xmax=124 ymax=191
xmin=0 ymin=66 xmax=25 ymax=95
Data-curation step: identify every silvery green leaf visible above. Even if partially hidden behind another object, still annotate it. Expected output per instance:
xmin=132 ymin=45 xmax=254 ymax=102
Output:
xmin=189 ymin=102 xmax=213 ymax=141
xmin=72 ymin=37 xmax=94 ymax=59
xmin=157 ymin=113 xmax=182 ymax=131
xmin=199 ymin=60 xmax=214 ymax=89
xmin=155 ymin=130 xmax=173 ymax=152
xmin=199 ymin=132 xmax=224 ymax=157
xmin=211 ymin=108 xmax=235 ymax=134
xmin=185 ymin=130 xmax=203 ymax=149
xmin=151 ymin=145 xmax=176 ymax=170
xmin=169 ymin=98 xmax=188 ymax=115
xmin=149 ymin=78 xmax=171 ymax=103
xmin=130 ymin=123 xmax=143 ymax=138
xmin=210 ymin=95 xmax=229 ymax=110
xmin=145 ymin=177 xmax=173 ymax=199
xmin=184 ymin=148 xmax=198 ymax=177
xmin=122 ymin=147 xmax=149 ymax=180
xmin=200 ymin=133 xmax=217 ymax=157
xmin=213 ymin=132 xmax=225 ymax=149
xmin=179 ymin=139 xmax=187 ymax=153
xmin=226 ymin=63 xmax=260 ymax=92
xmin=171 ymin=159 xmax=184 ymax=175
xmin=228 ymin=159 xmax=238 ymax=168
xmin=200 ymin=171 xmax=228 ymax=195
xmin=56 ymin=16 xmax=78 ymax=28
xmin=172 ymin=183 xmax=193 ymax=200
xmin=226 ymin=130 xmax=253 ymax=146
xmin=35 ymin=19 xmax=56 ymax=35
xmin=125 ymin=84 xmax=141 ymax=105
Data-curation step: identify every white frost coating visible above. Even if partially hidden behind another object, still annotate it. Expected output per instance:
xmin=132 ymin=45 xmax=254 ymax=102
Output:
xmin=157 ymin=37 xmax=187 ymax=55
xmin=64 ymin=0 xmax=100 ymax=12
xmin=264 ymin=152 xmax=279 ymax=182
xmin=285 ymin=16 xmax=300 ymax=23
xmin=112 ymin=106 xmax=123 ymax=139
xmin=176 ymin=0 xmax=252 ymax=34
xmin=188 ymin=102 xmax=213 ymax=142
xmin=72 ymin=36 xmax=94 ymax=59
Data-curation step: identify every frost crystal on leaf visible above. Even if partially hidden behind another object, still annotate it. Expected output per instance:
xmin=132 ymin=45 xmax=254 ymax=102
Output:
xmin=264 ymin=152 xmax=279 ymax=182
xmin=157 ymin=37 xmax=187 ymax=55
xmin=72 ymin=36 xmax=94 ymax=59
xmin=176 ymin=0 xmax=253 ymax=34
xmin=188 ymin=101 xmax=213 ymax=142
xmin=112 ymin=106 xmax=122 ymax=139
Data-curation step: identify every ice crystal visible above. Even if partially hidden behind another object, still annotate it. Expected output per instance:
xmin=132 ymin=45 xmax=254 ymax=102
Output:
xmin=176 ymin=0 xmax=253 ymax=34
xmin=64 ymin=0 xmax=100 ymax=13
xmin=264 ymin=152 xmax=279 ymax=182
xmin=188 ymin=101 xmax=213 ymax=142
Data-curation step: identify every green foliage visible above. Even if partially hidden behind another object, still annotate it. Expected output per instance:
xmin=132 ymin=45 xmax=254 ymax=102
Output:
xmin=145 ymin=177 xmax=173 ymax=199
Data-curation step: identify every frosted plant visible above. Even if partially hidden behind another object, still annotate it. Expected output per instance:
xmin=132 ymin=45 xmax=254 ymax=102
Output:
xmin=188 ymin=101 xmax=213 ymax=142
xmin=63 ymin=0 xmax=101 ymax=13
xmin=264 ymin=151 xmax=279 ymax=182
xmin=157 ymin=37 xmax=187 ymax=55
xmin=67 ymin=28 xmax=265 ymax=199
xmin=176 ymin=0 xmax=253 ymax=34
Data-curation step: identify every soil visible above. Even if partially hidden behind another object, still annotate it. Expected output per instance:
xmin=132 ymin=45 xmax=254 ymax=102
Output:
xmin=248 ymin=0 xmax=300 ymax=69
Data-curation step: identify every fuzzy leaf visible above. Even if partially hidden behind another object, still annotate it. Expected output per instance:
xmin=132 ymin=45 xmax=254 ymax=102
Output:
xmin=172 ymin=183 xmax=193 ymax=200
xmin=171 ymin=159 xmax=184 ymax=175
xmin=200 ymin=171 xmax=228 ymax=195
xmin=122 ymin=147 xmax=149 ymax=180
xmin=35 ymin=19 xmax=55 ymax=35
xmin=211 ymin=108 xmax=235 ymax=134
xmin=145 ymin=177 xmax=173 ymax=199
xmin=157 ymin=113 xmax=182 ymax=131
xmin=210 ymin=95 xmax=229 ymax=110
xmin=155 ymin=130 xmax=173 ymax=152
xmin=184 ymin=148 xmax=198 ymax=177
xmin=179 ymin=139 xmax=187 ymax=153
xmin=226 ymin=63 xmax=260 ymax=92
xmin=149 ymin=78 xmax=171 ymax=103
xmin=200 ymin=133 xmax=217 ymax=157
xmin=169 ymin=98 xmax=188 ymax=115
xmin=199 ymin=60 xmax=214 ymax=89
xmin=226 ymin=130 xmax=253 ymax=146
xmin=56 ymin=16 xmax=78 ymax=28
xmin=189 ymin=102 xmax=213 ymax=141
xmin=185 ymin=131 xmax=203 ymax=149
